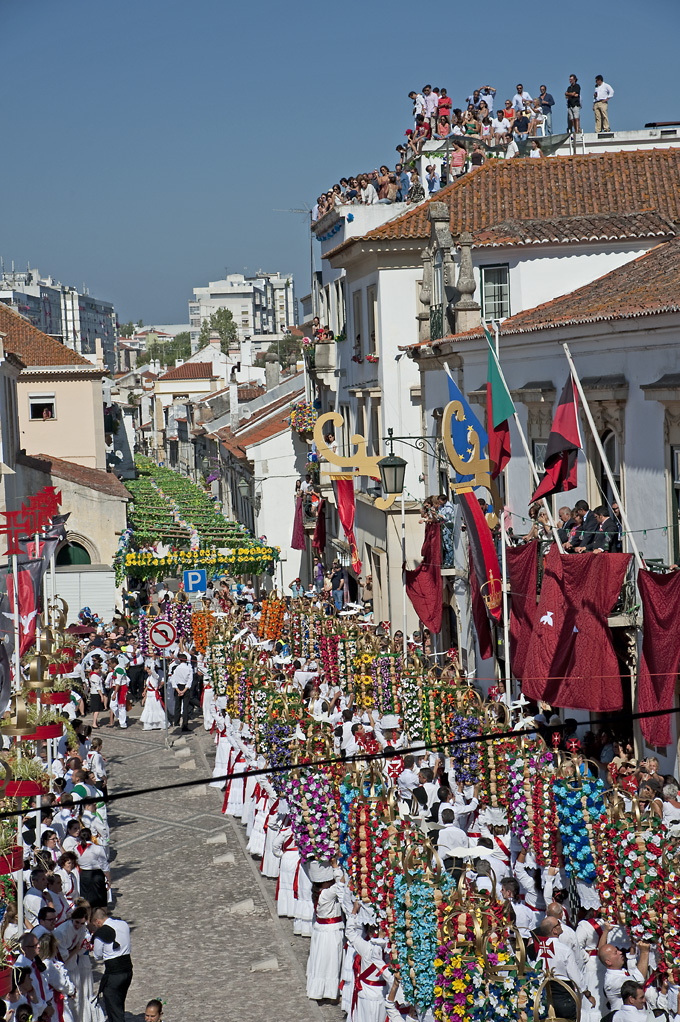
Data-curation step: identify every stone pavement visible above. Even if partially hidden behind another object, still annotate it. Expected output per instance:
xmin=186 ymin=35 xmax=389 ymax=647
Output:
xmin=101 ymin=719 xmax=343 ymax=1022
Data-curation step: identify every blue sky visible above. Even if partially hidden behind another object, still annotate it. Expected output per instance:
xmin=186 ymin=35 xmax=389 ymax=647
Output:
xmin=2 ymin=0 xmax=678 ymax=325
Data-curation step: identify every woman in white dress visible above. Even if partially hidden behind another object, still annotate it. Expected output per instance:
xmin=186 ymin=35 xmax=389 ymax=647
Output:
xmin=139 ymin=666 xmax=166 ymax=731
xmin=306 ymin=863 xmax=345 ymax=1001
xmin=294 ymin=860 xmax=314 ymax=938
xmin=55 ymin=907 xmax=97 ymax=1022
xmin=272 ymin=823 xmax=298 ymax=917
xmin=56 ymin=852 xmax=80 ymax=909
xmin=247 ymin=787 xmax=269 ymax=856
xmin=210 ymin=716 xmax=232 ymax=788
xmin=38 ymin=933 xmax=77 ymax=1022
xmin=260 ymin=800 xmax=282 ymax=878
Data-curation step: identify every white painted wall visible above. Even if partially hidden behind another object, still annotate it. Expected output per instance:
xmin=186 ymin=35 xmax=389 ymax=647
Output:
xmin=474 ymin=242 xmax=658 ymax=320
xmin=247 ymin=427 xmax=307 ymax=592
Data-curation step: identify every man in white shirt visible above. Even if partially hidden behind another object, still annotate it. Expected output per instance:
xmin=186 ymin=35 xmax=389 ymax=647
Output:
xmin=92 ymin=907 xmax=133 ymax=1022
xmin=422 ymin=84 xmax=438 ymax=130
xmin=397 ymin=755 xmax=420 ymax=802
xmin=491 ymin=113 xmax=509 ymax=141
xmin=545 ymin=902 xmax=581 ymax=962
xmin=170 ymin=653 xmax=193 ymax=731
xmin=529 ymin=917 xmax=595 ymax=1016
xmin=593 ymin=75 xmax=614 ymax=132
xmin=599 ymin=934 xmax=649 ymax=1011
xmin=612 ymin=981 xmax=655 ymax=1022
xmin=512 ymin=84 xmax=532 ymax=112
xmin=24 ymin=868 xmax=52 ymax=928
xmin=437 ymin=809 xmax=468 ymax=862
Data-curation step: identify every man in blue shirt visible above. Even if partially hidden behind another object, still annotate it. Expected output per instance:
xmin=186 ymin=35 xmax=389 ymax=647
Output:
xmin=425 ymin=165 xmax=440 ymax=195
xmin=396 ymin=163 xmax=410 ymax=202
xmin=539 ymin=85 xmax=555 ymax=134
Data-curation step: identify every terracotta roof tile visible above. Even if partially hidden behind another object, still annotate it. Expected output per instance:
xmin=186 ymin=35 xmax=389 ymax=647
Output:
xmin=157 ymin=362 xmax=218 ymax=381
xmin=473 ymin=211 xmax=676 ymax=248
xmin=0 ymin=302 xmax=94 ymax=367
xmin=328 ymin=151 xmax=680 ymax=253
xmin=412 ymin=238 xmax=680 ymax=347
xmin=17 ymin=453 xmax=131 ymax=499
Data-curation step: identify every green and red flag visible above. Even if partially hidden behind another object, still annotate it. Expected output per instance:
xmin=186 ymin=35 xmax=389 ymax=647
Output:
xmin=483 ymin=322 xmax=515 ymax=479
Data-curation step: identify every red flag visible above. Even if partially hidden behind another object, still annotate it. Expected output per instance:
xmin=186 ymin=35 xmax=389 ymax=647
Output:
xmin=333 ymin=478 xmax=361 ymax=575
xmin=312 ymin=498 xmax=326 ymax=554
xmin=522 ymin=545 xmax=631 ymax=711
xmin=291 ymin=495 xmax=305 ymax=551
xmin=530 ymin=376 xmax=582 ymax=503
xmin=637 ymin=569 xmax=680 ymax=747
xmin=404 ymin=522 xmax=442 ymax=635
xmin=457 ymin=490 xmax=502 ymax=623
xmin=506 ymin=540 xmax=539 ymax=681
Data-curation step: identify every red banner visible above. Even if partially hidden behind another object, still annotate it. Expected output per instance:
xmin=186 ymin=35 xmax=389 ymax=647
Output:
xmin=523 ymin=546 xmax=631 ymax=711
xmin=333 ymin=478 xmax=361 ymax=575
xmin=637 ymin=569 xmax=680 ymax=747
xmin=506 ymin=540 xmax=539 ymax=681
xmin=405 ymin=522 xmax=442 ymax=635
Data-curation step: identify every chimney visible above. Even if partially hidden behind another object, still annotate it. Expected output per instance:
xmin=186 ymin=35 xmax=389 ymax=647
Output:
xmin=209 ymin=330 xmax=221 ymax=348
xmin=264 ymin=351 xmax=280 ymax=391
xmin=453 ymin=231 xmax=481 ymax=334
xmin=175 ymin=358 xmax=184 ymax=367
xmin=229 ymin=369 xmax=239 ymax=430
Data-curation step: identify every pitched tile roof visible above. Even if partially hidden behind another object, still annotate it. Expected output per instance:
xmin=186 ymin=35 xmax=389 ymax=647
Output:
xmin=472 ymin=211 xmax=676 ymax=248
xmin=157 ymin=362 xmax=218 ymax=381
xmin=413 ymin=237 xmax=680 ymax=346
xmin=17 ymin=453 xmax=131 ymax=499
xmin=0 ymin=302 xmax=94 ymax=367
xmin=328 ymin=150 xmax=680 ymax=253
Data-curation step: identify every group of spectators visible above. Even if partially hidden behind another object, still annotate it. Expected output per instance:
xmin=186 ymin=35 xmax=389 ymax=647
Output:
xmin=312 ymin=73 xmax=615 ymax=219
xmin=518 ymin=498 xmax=623 ymax=553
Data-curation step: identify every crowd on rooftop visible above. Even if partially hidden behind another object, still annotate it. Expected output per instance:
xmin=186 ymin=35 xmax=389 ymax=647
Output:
xmin=313 ymin=72 xmax=614 ymax=220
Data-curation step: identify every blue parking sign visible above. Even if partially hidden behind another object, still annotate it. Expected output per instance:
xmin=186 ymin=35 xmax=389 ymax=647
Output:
xmin=183 ymin=568 xmax=207 ymax=593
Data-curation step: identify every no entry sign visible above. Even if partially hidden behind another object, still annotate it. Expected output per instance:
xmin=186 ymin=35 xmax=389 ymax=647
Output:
xmin=149 ymin=620 xmax=177 ymax=650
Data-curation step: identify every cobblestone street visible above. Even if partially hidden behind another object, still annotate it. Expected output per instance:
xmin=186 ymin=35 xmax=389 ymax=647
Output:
xmin=103 ymin=720 xmax=343 ymax=1022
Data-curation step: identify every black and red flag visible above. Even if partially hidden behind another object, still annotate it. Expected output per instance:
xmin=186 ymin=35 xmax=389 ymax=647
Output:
xmin=0 ymin=559 xmax=43 ymax=657
xmin=457 ymin=490 xmax=502 ymax=624
xmin=530 ymin=375 xmax=582 ymax=503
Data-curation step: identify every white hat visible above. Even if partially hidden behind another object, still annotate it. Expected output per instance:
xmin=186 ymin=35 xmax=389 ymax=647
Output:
xmin=308 ymin=861 xmax=334 ymax=882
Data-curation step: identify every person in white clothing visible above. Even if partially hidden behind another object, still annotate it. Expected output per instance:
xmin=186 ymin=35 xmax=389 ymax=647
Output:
xmin=500 ymin=877 xmax=536 ymax=939
xmin=612 ymin=981 xmax=655 ymax=1022
xmin=397 ymin=755 xmax=419 ymax=802
xmin=600 ymin=935 xmax=649 ymax=1012
xmin=306 ymin=863 xmax=345 ymax=1001
xmin=346 ymin=902 xmax=392 ymax=1022
xmin=528 ymin=917 xmax=595 ymax=1018
xmin=436 ymin=810 xmax=469 ymax=863
xmin=23 ymin=868 xmax=51 ymax=928
xmin=139 ymin=667 xmax=166 ymax=731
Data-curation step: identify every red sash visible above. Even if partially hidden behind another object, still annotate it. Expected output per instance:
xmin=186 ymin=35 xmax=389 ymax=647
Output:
xmin=293 ymin=861 xmax=301 ymax=899
xmin=351 ymin=957 xmax=386 ymax=1016
xmin=494 ymin=837 xmax=511 ymax=864
xmin=316 ymin=915 xmax=343 ymax=925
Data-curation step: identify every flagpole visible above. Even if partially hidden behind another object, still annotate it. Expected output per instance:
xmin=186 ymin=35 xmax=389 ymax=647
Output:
xmin=11 ymin=554 xmax=21 ymax=693
xmin=493 ymin=323 xmax=512 ymax=707
xmin=561 ymin=343 xmax=643 ymax=570
xmin=485 ymin=328 xmax=564 ymax=553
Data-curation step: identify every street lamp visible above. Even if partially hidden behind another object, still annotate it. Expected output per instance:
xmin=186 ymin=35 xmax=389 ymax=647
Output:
xmin=377 ymin=429 xmax=409 ymax=663
xmin=237 ymin=477 xmax=250 ymax=499
xmin=377 ymin=452 xmax=407 ymax=495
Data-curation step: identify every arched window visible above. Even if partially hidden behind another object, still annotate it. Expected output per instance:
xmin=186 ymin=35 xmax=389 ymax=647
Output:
xmin=56 ymin=542 xmax=91 ymax=566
